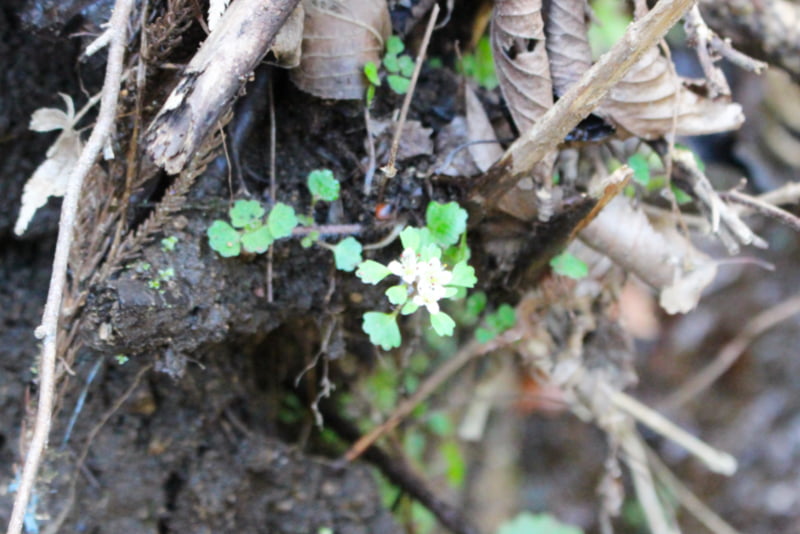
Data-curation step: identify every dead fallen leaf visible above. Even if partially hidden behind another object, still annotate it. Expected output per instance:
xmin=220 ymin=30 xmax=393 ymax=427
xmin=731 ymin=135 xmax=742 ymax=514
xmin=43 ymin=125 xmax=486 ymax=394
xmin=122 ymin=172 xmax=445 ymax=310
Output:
xmin=490 ymin=0 xmax=557 ymax=220
xmin=369 ymin=117 xmax=433 ymax=162
xmin=579 ymin=195 xmax=718 ymax=314
xmin=464 ymin=84 xmax=503 ymax=172
xmin=600 ymin=47 xmax=744 ymax=139
xmin=269 ymin=3 xmax=304 ymax=68
xmin=434 ymin=116 xmax=481 ymax=176
xmin=290 ymin=0 xmax=390 ymax=99
xmin=544 ymin=0 xmax=593 ymax=96
xmin=15 ymin=93 xmax=83 ymax=236
xmin=490 ymin=0 xmax=553 ymax=132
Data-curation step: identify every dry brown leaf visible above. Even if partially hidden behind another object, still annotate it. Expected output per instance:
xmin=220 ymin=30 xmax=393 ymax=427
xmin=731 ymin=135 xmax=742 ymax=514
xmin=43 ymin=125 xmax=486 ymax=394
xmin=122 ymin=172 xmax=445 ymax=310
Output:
xmin=15 ymin=93 xmax=83 ymax=236
xmin=464 ymin=84 xmax=503 ymax=172
xmin=270 ymin=4 xmax=304 ymax=68
xmin=290 ymin=0 xmax=390 ymax=100
xmin=579 ymin=195 xmax=718 ymax=314
xmin=490 ymin=0 xmax=558 ymax=220
xmin=369 ymin=117 xmax=433 ymax=163
xmin=490 ymin=0 xmax=553 ymax=132
xmin=600 ymin=47 xmax=744 ymax=139
xmin=434 ymin=116 xmax=481 ymax=177
xmin=544 ymin=0 xmax=593 ymax=96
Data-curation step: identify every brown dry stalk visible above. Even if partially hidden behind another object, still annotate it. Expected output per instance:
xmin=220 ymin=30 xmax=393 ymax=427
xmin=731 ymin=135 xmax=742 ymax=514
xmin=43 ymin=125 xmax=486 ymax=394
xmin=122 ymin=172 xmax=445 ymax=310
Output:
xmin=344 ymin=328 xmax=521 ymax=461
xmin=6 ymin=1 xmax=134 ymax=533
xmin=381 ymin=3 xmax=440 ymax=178
xmin=470 ymin=0 xmax=697 ymax=212
xmin=662 ymin=293 xmax=800 ymax=410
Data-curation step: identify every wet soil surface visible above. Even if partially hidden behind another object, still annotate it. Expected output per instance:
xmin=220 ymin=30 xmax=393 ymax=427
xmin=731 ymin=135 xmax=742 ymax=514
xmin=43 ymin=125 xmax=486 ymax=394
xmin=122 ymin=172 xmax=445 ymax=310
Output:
xmin=3 ymin=1 xmax=800 ymax=533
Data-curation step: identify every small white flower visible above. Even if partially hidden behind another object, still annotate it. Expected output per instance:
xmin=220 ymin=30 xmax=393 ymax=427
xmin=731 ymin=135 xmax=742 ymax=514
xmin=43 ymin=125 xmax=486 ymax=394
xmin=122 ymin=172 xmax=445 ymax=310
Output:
xmin=413 ymin=288 xmax=441 ymax=314
xmin=417 ymin=257 xmax=452 ymax=288
xmin=388 ymin=248 xmax=419 ymax=284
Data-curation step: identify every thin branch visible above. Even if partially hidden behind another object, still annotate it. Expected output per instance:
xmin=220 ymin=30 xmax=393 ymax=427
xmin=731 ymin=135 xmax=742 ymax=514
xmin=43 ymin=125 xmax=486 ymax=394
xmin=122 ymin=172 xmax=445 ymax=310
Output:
xmin=605 ymin=386 xmax=737 ymax=476
xmin=381 ymin=3 xmax=440 ymax=178
xmin=344 ymin=329 xmax=521 ymax=461
xmin=470 ymin=0 xmax=697 ymax=213
xmin=720 ymin=189 xmax=800 ymax=233
xmin=646 ymin=447 xmax=743 ymax=534
xmin=6 ymin=1 xmax=134 ymax=532
xmin=662 ymin=293 xmax=800 ymax=410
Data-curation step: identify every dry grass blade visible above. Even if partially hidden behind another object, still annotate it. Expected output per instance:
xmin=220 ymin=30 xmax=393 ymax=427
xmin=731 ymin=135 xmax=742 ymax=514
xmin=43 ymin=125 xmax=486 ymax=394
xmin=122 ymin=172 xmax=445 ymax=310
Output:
xmin=290 ymin=0 xmax=390 ymax=99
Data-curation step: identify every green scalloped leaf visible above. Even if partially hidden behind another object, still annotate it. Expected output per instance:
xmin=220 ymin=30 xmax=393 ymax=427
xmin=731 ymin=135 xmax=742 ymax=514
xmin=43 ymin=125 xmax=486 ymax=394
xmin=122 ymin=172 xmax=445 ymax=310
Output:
xmin=267 ymin=202 xmax=298 ymax=239
xmin=229 ymin=199 xmax=265 ymax=229
xmin=356 ymin=260 xmax=392 ymax=284
xmin=426 ymin=201 xmax=468 ymax=247
xmin=333 ymin=237 xmax=362 ymax=272
xmin=207 ymin=220 xmax=241 ymax=257
xmin=430 ymin=312 xmax=455 ymax=336
xmin=241 ymin=225 xmax=273 ymax=254
xmin=386 ymin=284 xmax=409 ymax=305
xmin=363 ymin=312 xmax=401 ymax=350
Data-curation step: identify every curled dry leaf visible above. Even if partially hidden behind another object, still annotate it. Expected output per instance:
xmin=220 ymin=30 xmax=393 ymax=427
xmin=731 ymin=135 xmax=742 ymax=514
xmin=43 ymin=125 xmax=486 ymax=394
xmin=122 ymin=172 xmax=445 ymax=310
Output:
xmin=269 ymin=3 xmax=304 ymax=68
xmin=490 ymin=0 xmax=557 ymax=221
xmin=465 ymin=84 xmax=503 ymax=172
xmin=15 ymin=93 xmax=83 ymax=236
xmin=544 ymin=0 xmax=593 ymax=96
xmin=290 ymin=0 xmax=390 ymax=99
xmin=600 ymin=47 xmax=745 ymax=139
xmin=579 ymin=195 xmax=717 ymax=314
xmin=490 ymin=0 xmax=552 ymax=132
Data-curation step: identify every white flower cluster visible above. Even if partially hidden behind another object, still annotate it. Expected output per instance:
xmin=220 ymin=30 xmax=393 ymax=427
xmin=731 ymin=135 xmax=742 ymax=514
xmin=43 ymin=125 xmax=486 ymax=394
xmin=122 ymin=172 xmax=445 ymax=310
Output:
xmin=388 ymin=248 xmax=452 ymax=314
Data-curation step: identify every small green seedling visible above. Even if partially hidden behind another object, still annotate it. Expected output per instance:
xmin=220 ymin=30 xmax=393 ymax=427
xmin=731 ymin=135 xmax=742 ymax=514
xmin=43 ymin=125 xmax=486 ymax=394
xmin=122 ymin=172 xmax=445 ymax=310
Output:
xmin=160 ymin=235 xmax=179 ymax=252
xmin=459 ymin=36 xmax=498 ymax=90
xmin=307 ymin=168 xmax=340 ymax=203
xmin=549 ymin=251 xmax=588 ymax=279
xmin=363 ymin=35 xmax=416 ymax=104
xmin=356 ymin=201 xmax=476 ymax=350
xmin=207 ymin=199 xmax=298 ymax=257
xmin=475 ymin=303 xmax=516 ymax=343
xmin=147 ymin=267 xmax=175 ymax=291
xmin=497 ymin=512 xmax=583 ymax=534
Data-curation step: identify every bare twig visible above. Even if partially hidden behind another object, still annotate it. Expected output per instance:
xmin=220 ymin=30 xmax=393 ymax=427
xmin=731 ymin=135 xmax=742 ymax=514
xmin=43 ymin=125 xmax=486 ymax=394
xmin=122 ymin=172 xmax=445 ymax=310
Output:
xmin=268 ymin=76 xmax=277 ymax=302
xmin=662 ymin=293 xmax=800 ymax=410
xmin=646 ymin=447 xmax=743 ymax=534
xmin=619 ymin=431 xmax=678 ymax=534
xmin=344 ymin=328 xmax=521 ymax=461
xmin=381 ymin=3 xmax=440 ymax=178
xmin=470 ymin=0 xmax=697 ymax=212
xmin=322 ymin=406 xmax=481 ymax=534
xmin=606 ymin=386 xmax=737 ymax=475
xmin=6 ymin=2 xmax=134 ymax=532
xmin=720 ymin=189 xmax=800 ymax=233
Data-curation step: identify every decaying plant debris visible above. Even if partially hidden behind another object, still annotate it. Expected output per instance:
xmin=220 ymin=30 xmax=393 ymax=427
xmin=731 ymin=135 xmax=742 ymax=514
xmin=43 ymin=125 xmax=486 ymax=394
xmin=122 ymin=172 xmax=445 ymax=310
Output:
xmin=4 ymin=0 xmax=800 ymax=533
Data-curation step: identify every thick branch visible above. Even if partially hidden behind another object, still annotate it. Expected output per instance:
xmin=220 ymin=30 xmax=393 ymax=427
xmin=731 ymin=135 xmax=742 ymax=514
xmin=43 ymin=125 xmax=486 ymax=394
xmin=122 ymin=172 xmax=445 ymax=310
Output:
xmin=144 ymin=0 xmax=299 ymax=174
xmin=470 ymin=0 xmax=696 ymax=211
